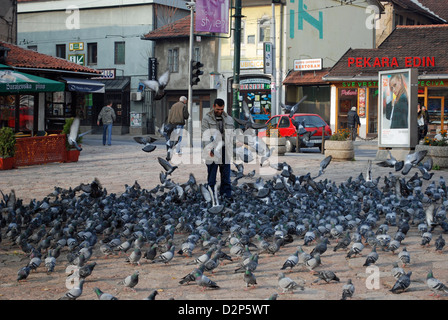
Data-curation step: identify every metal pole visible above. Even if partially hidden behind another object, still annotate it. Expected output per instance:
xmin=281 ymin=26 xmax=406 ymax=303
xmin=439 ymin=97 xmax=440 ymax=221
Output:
xmin=271 ymin=2 xmax=277 ymax=116
xmin=232 ymin=0 xmax=242 ymax=122
xmin=187 ymin=2 xmax=195 ymax=147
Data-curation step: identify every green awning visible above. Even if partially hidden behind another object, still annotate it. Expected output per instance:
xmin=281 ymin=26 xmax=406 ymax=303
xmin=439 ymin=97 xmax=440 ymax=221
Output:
xmin=0 ymin=66 xmax=65 ymax=93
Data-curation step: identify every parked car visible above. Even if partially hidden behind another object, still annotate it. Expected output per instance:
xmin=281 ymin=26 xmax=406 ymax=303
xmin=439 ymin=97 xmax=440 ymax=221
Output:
xmin=258 ymin=113 xmax=332 ymax=152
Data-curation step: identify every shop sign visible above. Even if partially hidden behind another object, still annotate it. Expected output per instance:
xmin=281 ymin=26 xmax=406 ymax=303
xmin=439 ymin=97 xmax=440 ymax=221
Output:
xmin=348 ymin=56 xmax=435 ymax=68
xmin=342 ymin=81 xmax=378 ymax=88
xmin=240 ymin=83 xmax=270 ymax=90
xmin=240 ymin=60 xmax=263 ymax=69
xmin=92 ymin=69 xmax=116 ymax=80
xmin=294 ymin=58 xmax=322 ymax=71
xmin=69 ymin=42 xmax=84 ymax=51
xmin=340 ymin=89 xmax=357 ymax=96
xmin=418 ymin=80 xmax=445 ymax=87
xmin=68 ymin=54 xmax=85 ymax=66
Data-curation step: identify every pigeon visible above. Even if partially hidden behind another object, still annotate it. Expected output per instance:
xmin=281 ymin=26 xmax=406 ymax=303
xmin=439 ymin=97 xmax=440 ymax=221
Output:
xmin=421 ymin=231 xmax=432 ymax=247
xmin=195 ymin=271 xmax=220 ymax=290
xmin=17 ymin=265 xmax=31 ymax=281
xmin=391 ymin=262 xmax=405 ymax=280
xmin=134 ymin=136 xmax=157 ymax=153
xmin=341 ymin=279 xmax=355 ymax=300
xmin=376 ymin=150 xmax=404 ymax=171
xmin=78 ymin=262 xmax=97 ymax=280
xmin=426 ymin=270 xmax=448 ymax=297
xmin=313 ymin=270 xmax=340 ymax=284
xmin=125 ymin=248 xmax=142 ymax=266
xmin=233 ymin=101 xmax=267 ymax=130
xmin=159 ymin=245 xmax=175 ymax=264
xmin=363 ymin=246 xmax=379 ymax=266
xmin=390 ymin=271 xmax=412 ymax=294
xmin=179 ymin=265 xmax=205 ymax=285
xmin=278 ymin=272 xmax=304 ymax=294
xmin=313 ymin=156 xmax=332 ymax=179
xmin=346 ymin=241 xmax=364 ymax=259
xmin=158 ymin=157 xmax=178 ymax=175
xmin=143 ymin=290 xmax=159 ymax=300
xmin=285 ymin=95 xmax=307 ymax=118
xmin=398 ymin=247 xmax=411 ymax=267
xmin=118 ymin=271 xmax=139 ymax=291
xmin=304 ymin=253 xmax=321 ymax=272
xmin=141 ymin=70 xmax=170 ymax=100
xmin=281 ymin=250 xmax=299 ymax=271
xmin=59 ymin=279 xmax=85 ymax=300
xmin=435 ymin=235 xmax=445 ymax=253
xmin=67 ymin=117 xmax=91 ymax=151
xmin=401 ymin=150 xmax=428 ymax=175
xmin=310 ymin=237 xmax=329 ymax=256
xmin=243 ymin=269 xmax=257 ymax=289
xmin=93 ymin=287 xmax=118 ymax=300
xmin=333 ymin=232 xmax=351 ymax=252
xmin=44 ymin=255 xmax=57 ymax=274
xmin=234 ymin=253 xmax=259 ymax=273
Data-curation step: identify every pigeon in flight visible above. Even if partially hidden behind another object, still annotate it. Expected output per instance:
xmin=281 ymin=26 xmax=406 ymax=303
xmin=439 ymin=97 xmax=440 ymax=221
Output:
xmin=134 ymin=136 xmax=157 ymax=153
xmin=67 ymin=117 xmax=92 ymax=151
xmin=141 ymin=70 xmax=170 ymax=100
xmin=158 ymin=157 xmax=178 ymax=175
xmin=281 ymin=95 xmax=307 ymax=118
xmin=376 ymin=150 xmax=404 ymax=171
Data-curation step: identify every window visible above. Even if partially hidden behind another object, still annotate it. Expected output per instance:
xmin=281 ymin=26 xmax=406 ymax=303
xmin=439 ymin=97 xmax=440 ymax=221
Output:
xmin=56 ymin=44 xmax=66 ymax=59
xmin=87 ymin=42 xmax=97 ymax=65
xmin=279 ymin=116 xmax=290 ymax=128
xmin=247 ymin=35 xmax=255 ymax=44
xmin=259 ymin=17 xmax=271 ymax=43
xmin=193 ymin=47 xmax=201 ymax=63
xmin=27 ymin=45 xmax=37 ymax=51
xmin=168 ymin=48 xmax=179 ymax=73
xmin=114 ymin=41 xmax=125 ymax=64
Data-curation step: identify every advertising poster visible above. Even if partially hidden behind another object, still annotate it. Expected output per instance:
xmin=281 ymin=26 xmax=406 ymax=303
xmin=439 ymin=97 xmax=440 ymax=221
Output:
xmin=195 ymin=0 xmax=230 ymax=34
xmin=378 ymin=69 xmax=417 ymax=148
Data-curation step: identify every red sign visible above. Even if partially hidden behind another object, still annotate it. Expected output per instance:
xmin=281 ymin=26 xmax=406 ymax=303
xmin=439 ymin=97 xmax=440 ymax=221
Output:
xmin=348 ymin=56 xmax=435 ymax=68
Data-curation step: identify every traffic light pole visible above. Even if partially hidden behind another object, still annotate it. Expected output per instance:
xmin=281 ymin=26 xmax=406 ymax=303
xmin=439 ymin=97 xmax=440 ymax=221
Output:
xmin=232 ymin=0 xmax=242 ymax=123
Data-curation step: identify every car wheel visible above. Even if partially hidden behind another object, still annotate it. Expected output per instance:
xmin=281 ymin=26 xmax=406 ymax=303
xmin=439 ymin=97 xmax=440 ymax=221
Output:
xmin=285 ymin=139 xmax=296 ymax=153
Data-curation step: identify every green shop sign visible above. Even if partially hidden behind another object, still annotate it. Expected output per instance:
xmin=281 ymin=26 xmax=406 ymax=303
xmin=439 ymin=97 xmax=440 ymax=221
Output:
xmin=342 ymin=81 xmax=378 ymax=88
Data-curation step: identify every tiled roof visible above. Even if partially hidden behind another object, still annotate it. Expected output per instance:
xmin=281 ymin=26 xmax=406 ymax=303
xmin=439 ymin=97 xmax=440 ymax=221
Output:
xmin=416 ymin=0 xmax=448 ymax=22
xmin=324 ymin=24 xmax=448 ymax=80
xmin=0 ymin=41 xmax=101 ymax=74
xmin=143 ymin=14 xmax=208 ymax=40
xmin=283 ymin=68 xmax=330 ymax=85
xmin=390 ymin=0 xmax=446 ymax=22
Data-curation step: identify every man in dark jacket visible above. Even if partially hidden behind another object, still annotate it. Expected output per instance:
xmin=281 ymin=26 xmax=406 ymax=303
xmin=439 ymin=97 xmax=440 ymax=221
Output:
xmin=347 ymin=106 xmax=361 ymax=141
xmin=167 ymin=96 xmax=189 ymax=154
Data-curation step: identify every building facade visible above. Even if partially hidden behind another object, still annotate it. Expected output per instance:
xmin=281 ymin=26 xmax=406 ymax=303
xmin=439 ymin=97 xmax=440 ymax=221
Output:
xmin=16 ymin=0 xmax=189 ymax=134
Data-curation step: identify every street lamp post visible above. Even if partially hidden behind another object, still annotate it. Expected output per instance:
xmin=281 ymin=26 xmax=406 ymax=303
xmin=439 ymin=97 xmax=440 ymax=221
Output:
xmin=232 ymin=0 xmax=242 ymax=123
xmin=187 ymin=1 xmax=195 ymax=147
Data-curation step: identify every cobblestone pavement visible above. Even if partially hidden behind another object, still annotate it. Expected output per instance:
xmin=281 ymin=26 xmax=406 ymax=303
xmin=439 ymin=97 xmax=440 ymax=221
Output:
xmin=1 ymin=134 xmax=447 ymax=301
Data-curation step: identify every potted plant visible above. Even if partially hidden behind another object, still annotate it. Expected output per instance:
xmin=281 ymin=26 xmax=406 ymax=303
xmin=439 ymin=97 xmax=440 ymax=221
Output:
xmin=324 ymin=129 xmax=354 ymax=161
xmin=415 ymin=129 xmax=448 ymax=168
xmin=62 ymin=117 xmax=82 ymax=163
xmin=262 ymin=123 xmax=286 ymax=156
xmin=0 ymin=127 xmax=16 ymax=170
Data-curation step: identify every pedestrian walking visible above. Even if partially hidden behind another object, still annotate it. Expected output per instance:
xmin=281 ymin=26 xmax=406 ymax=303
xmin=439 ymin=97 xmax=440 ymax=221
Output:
xmin=167 ymin=96 xmax=189 ymax=154
xmin=201 ymin=98 xmax=234 ymax=201
xmin=347 ymin=106 xmax=361 ymax=141
xmin=97 ymin=101 xmax=116 ymax=146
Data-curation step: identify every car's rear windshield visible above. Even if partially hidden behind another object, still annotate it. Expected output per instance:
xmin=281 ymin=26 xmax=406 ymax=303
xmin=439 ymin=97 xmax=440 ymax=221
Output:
xmin=294 ymin=115 xmax=326 ymax=128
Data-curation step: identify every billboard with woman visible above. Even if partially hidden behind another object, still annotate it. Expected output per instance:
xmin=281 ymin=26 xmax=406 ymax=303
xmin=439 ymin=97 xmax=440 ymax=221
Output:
xmin=379 ymin=69 xmax=418 ymax=147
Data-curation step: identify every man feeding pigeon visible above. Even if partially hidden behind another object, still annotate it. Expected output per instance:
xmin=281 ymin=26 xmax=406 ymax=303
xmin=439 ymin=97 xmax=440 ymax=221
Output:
xmin=201 ymin=98 xmax=234 ymax=202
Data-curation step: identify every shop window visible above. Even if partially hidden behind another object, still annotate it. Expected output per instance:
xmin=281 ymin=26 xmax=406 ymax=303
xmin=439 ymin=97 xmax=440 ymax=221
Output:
xmin=114 ymin=41 xmax=125 ymax=65
xmin=0 ymin=95 xmax=34 ymax=133
xmin=368 ymin=88 xmax=379 ymax=135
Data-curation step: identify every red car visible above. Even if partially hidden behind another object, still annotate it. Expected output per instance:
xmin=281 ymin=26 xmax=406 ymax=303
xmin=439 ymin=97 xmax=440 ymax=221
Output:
xmin=258 ymin=113 xmax=332 ymax=152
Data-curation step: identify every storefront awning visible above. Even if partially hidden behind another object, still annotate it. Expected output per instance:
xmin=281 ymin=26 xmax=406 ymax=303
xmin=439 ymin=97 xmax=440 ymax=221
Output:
xmin=62 ymin=77 xmax=105 ymax=93
xmin=0 ymin=65 xmax=65 ymax=93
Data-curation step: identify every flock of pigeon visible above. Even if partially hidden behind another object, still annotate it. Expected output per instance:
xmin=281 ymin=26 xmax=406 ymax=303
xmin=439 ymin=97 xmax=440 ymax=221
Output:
xmin=2 ymin=137 xmax=448 ymax=300
xmin=1 ymin=87 xmax=448 ymax=299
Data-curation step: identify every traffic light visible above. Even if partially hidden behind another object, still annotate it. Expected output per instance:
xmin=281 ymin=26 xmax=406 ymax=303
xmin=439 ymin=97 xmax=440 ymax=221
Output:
xmin=190 ymin=60 xmax=204 ymax=86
